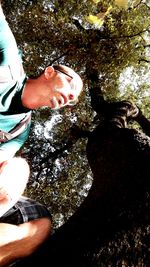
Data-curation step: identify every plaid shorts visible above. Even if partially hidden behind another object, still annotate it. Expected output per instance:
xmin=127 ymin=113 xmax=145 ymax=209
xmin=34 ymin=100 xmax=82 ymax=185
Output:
xmin=0 ymin=196 xmax=52 ymax=225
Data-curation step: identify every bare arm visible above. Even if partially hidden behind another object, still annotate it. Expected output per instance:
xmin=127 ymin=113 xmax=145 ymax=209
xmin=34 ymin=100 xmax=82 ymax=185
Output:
xmin=0 ymin=218 xmax=52 ymax=267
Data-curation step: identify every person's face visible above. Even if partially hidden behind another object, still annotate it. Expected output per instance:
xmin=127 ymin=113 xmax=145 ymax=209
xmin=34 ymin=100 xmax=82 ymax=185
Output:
xmin=47 ymin=67 xmax=83 ymax=110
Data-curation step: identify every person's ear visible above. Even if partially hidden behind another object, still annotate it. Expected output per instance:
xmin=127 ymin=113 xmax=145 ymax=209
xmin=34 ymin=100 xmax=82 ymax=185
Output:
xmin=44 ymin=66 xmax=55 ymax=80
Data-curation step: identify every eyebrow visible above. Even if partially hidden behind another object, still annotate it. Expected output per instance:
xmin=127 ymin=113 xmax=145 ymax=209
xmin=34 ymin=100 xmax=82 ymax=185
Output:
xmin=53 ymin=66 xmax=73 ymax=79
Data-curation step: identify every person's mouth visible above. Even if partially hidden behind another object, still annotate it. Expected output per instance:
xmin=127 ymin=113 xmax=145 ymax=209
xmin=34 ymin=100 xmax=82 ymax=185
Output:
xmin=50 ymin=95 xmax=68 ymax=109
xmin=59 ymin=93 xmax=68 ymax=106
xmin=50 ymin=97 xmax=59 ymax=109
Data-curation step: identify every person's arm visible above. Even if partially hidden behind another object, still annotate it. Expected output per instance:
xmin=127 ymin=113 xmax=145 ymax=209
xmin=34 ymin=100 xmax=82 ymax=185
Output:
xmin=0 ymin=218 xmax=52 ymax=267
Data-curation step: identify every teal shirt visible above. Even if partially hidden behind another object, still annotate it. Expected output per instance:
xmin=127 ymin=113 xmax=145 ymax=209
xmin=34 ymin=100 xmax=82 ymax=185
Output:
xmin=0 ymin=13 xmax=31 ymax=158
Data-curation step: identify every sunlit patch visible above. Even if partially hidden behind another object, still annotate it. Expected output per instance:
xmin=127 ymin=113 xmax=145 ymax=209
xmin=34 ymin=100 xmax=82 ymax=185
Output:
xmin=44 ymin=114 xmax=63 ymax=139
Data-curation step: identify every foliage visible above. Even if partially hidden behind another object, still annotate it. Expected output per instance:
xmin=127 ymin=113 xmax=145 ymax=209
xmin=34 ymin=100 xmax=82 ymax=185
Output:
xmin=2 ymin=0 xmax=149 ymax=226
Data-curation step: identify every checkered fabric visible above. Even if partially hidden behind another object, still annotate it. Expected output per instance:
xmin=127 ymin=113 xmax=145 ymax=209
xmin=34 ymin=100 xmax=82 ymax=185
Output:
xmin=0 ymin=196 xmax=52 ymax=225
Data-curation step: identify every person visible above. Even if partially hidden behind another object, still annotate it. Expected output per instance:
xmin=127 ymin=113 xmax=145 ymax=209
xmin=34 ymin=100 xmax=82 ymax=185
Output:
xmin=0 ymin=2 xmax=83 ymax=266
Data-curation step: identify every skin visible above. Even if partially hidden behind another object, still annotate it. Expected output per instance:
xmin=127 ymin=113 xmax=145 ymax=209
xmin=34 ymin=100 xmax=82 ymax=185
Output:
xmin=0 ymin=217 xmax=52 ymax=267
xmin=22 ymin=65 xmax=83 ymax=110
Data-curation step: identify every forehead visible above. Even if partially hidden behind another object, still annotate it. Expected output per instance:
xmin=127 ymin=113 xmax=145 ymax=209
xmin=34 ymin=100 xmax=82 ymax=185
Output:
xmin=54 ymin=65 xmax=83 ymax=94
xmin=63 ymin=67 xmax=83 ymax=92
xmin=70 ymin=77 xmax=82 ymax=96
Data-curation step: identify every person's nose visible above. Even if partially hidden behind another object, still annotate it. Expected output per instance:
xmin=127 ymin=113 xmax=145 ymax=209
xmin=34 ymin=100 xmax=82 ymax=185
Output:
xmin=64 ymin=93 xmax=77 ymax=106
xmin=59 ymin=93 xmax=76 ymax=106
xmin=68 ymin=93 xmax=75 ymax=101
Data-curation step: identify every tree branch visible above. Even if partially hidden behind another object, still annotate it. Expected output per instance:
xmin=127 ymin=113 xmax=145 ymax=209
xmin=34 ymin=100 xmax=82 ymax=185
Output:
xmin=35 ymin=127 xmax=89 ymax=180
xmin=72 ymin=19 xmax=86 ymax=31
xmin=132 ymin=0 xmax=150 ymax=10
xmin=139 ymin=58 xmax=150 ymax=63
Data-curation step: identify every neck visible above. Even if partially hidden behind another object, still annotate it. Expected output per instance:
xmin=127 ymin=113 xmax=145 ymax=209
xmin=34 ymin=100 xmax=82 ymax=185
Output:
xmin=21 ymin=78 xmax=42 ymax=109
